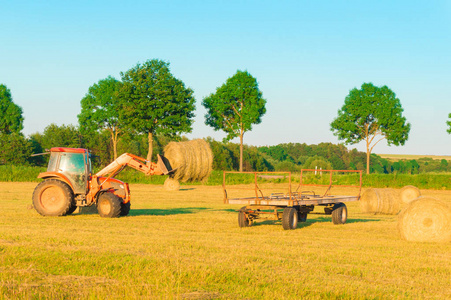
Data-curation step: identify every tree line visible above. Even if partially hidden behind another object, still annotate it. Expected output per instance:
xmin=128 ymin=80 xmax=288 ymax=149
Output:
xmin=1 ymin=122 xmax=449 ymax=175
xmin=1 ymin=61 xmax=451 ymax=173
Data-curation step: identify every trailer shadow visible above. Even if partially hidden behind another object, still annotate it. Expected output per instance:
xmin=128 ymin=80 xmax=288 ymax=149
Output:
xmin=129 ymin=207 xmax=209 ymax=216
xmin=250 ymin=216 xmax=381 ymax=229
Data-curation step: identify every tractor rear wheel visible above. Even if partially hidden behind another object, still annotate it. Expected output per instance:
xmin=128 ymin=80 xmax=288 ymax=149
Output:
xmin=97 ymin=192 xmax=122 ymax=218
xmin=32 ymin=179 xmax=74 ymax=216
xmin=66 ymin=203 xmax=77 ymax=215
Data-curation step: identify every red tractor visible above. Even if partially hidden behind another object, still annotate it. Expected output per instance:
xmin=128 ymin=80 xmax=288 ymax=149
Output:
xmin=32 ymin=147 xmax=171 ymax=218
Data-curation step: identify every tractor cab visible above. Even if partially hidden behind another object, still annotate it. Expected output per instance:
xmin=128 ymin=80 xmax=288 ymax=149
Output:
xmin=41 ymin=147 xmax=91 ymax=194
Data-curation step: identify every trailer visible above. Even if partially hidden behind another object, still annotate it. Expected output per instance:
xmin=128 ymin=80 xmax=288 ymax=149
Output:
xmin=223 ymin=169 xmax=362 ymax=230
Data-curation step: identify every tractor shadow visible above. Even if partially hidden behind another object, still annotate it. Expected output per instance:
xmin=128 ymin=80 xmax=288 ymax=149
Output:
xmin=129 ymin=207 xmax=209 ymax=216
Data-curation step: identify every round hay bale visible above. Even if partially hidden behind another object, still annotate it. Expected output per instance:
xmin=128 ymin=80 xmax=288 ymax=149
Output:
xmin=164 ymin=139 xmax=213 ymax=183
xmin=398 ymin=197 xmax=451 ymax=242
xmin=400 ymin=185 xmax=421 ymax=204
xmin=360 ymin=188 xmax=378 ymax=213
xmin=164 ymin=177 xmax=180 ymax=191
xmin=360 ymin=188 xmax=401 ymax=215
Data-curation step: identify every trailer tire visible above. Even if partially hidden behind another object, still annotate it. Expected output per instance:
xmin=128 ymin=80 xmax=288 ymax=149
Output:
xmin=32 ymin=179 xmax=74 ymax=217
xmin=282 ymin=207 xmax=298 ymax=230
xmin=238 ymin=210 xmax=251 ymax=227
xmin=97 ymin=192 xmax=122 ymax=218
xmin=332 ymin=202 xmax=347 ymax=225
xmin=298 ymin=212 xmax=308 ymax=222
xmin=120 ymin=201 xmax=131 ymax=216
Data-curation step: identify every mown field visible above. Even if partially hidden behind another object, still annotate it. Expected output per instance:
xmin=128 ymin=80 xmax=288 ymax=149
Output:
xmin=378 ymin=154 xmax=451 ymax=161
xmin=1 ymin=182 xmax=450 ymax=299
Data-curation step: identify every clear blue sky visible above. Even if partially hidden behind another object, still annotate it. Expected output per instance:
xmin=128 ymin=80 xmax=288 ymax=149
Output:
xmin=1 ymin=0 xmax=450 ymax=155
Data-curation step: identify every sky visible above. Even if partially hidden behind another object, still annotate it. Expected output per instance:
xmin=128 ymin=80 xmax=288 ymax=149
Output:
xmin=1 ymin=0 xmax=450 ymax=155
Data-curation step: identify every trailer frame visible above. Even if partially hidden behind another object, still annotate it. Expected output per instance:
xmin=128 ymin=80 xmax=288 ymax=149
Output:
xmin=223 ymin=169 xmax=362 ymax=230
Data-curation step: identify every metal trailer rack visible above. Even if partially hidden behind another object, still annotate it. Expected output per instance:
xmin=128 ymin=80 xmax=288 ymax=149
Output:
xmin=223 ymin=169 xmax=363 ymax=230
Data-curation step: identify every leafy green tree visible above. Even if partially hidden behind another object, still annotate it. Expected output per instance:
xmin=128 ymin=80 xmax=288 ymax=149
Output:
xmin=78 ymin=76 xmax=123 ymax=160
xmin=330 ymin=83 xmax=410 ymax=174
xmin=31 ymin=124 xmax=83 ymax=151
xmin=0 ymin=133 xmax=32 ymax=165
xmin=119 ymin=59 xmax=195 ymax=161
xmin=439 ymin=159 xmax=449 ymax=172
xmin=303 ymin=156 xmax=333 ymax=170
xmin=0 ymin=84 xmax=24 ymax=134
xmin=202 ymin=70 xmax=266 ymax=172
xmin=447 ymin=113 xmax=451 ymax=134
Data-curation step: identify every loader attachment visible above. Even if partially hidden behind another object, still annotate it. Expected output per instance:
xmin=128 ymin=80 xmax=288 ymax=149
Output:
xmin=157 ymin=154 xmax=174 ymax=175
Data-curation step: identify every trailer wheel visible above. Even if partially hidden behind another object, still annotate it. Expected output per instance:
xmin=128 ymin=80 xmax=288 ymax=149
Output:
xmin=32 ymin=179 xmax=74 ymax=217
xmin=332 ymin=202 xmax=347 ymax=225
xmin=120 ymin=201 xmax=131 ymax=216
xmin=298 ymin=212 xmax=308 ymax=222
xmin=97 ymin=192 xmax=122 ymax=218
xmin=282 ymin=207 xmax=298 ymax=230
xmin=238 ymin=210 xmax=251 ymax=227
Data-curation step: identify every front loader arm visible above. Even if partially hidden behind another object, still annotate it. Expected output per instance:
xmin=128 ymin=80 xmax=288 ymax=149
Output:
xmin=95 ymin=153 xmax=171 ymax=178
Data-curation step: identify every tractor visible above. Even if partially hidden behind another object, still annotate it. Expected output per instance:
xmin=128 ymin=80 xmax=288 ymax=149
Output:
xmin=32 ymin=147 xmax=171 ymax=218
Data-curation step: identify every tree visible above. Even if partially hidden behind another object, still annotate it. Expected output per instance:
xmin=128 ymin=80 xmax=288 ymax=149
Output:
xmin=0 ymin=133 xmax=32 ymax=165
xmin=202 ymin=70 xmax=266 ymax=172
xmin=447 ymin=113 xmax=451 ymax=134
xmin=118 ymin=59 xmax=195 ymax=161
xmin=0 ymin=84 xmax=24 ymax=134
xmin=330 ymin=83 xmax=410 ymax=174
xmin=78 ymin=76 xmax=123 ymax=160
xmin=31 ymin=123 xmax=83 ymax=151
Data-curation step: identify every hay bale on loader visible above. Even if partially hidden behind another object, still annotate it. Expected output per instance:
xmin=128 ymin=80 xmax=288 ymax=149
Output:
xmin=399 ymin=185 xmax=421 ymax=204
xmin=398 ymin=197 xmax=451 ymax=242
xmin=163 ymin=139 xmax=213 ymax=190
xmin=360 ymin=188 xmax=401 ymax=215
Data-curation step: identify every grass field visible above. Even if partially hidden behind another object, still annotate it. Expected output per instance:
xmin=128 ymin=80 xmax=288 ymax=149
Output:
xmin=1 ymin=182 xmax=450 ymax=299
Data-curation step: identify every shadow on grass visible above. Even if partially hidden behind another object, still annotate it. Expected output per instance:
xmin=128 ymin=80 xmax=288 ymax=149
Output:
xmin=129 ymin=207 xmax=209 ymax=216
xmin=249 ymin=216 xmax=381 ymax=229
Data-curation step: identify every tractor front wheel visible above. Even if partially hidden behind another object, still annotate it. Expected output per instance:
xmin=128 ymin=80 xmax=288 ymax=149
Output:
xmin=97 ymin=192 xmax=122 ymax=218
xmin=120 ymin=201 xmax=131 ymax=216
xmin=32 ymin=179 xmax=74 ymax=216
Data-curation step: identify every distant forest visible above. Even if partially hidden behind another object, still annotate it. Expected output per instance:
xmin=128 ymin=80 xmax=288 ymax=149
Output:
xmin=1 ymin=124 xmax=449 ymax=174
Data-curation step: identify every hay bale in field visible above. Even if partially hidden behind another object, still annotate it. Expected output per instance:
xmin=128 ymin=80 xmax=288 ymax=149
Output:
xmin=400 ymin=185 xmax=421 ymax=204
xmin=164 ymin=177 xmax=180 ymax=191
xmin=398 ymin=197 xmax=451 ymax=242
xmin=360 ymin=188 xmax=401 ymax=215
xmin=164 ymin=139 xmax=213 ymax=183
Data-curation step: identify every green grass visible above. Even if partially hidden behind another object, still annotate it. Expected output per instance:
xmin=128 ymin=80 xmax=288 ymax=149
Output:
xmin=2 ymin=165 xmax=451 ymax=190
xmin=0 ymin=182 xmax=450 ymax=299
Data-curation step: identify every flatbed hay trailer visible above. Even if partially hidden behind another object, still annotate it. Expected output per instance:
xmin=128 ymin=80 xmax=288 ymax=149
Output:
xmin=223 ymin=169 xmax=363 ymax=230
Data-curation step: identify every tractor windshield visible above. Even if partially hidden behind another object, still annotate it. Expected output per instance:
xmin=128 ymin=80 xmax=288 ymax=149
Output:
xmin=59 ymin=153 xmax=88 ymax=194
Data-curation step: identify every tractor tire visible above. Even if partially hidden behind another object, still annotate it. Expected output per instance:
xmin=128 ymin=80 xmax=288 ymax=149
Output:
xmin=238 ymin=210 xmax=251 ymax=227
xmin=282 ymin=207 xmax=298 ymax=230
xmin=120 ymin=201 xmax=131 ymax=216
xmin=32 ymin=179 xmax=74 ymax=217
xmin=332 ymin=202 xmax=347 ymax=225
xmin=97 ymin=192 xmax=122 ymax=218
xmin=66 ymin=203 xmax=77 ymax=215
